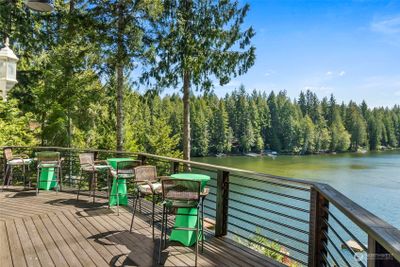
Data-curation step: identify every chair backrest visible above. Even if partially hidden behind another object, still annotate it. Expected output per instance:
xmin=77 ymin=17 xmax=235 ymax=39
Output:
xmin=79 ymin=153 xmax=94 ymax=166
xmin=116 ymin=160 xmax=141 ymax=179
xmin=3 ymin=148 xmax=12 ymax=161
xmin=36 ymin=151 xmax=60 ymax=163
xmin=161 ymin=178 xmax=201 ymax=202
xmin=134 ymin=165 xmax=158 ymax=183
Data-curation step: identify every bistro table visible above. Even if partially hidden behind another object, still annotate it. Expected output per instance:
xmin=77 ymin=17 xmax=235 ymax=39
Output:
xmin=106 ymin=158 xmax=133 ymax=206
xmin=169 ymin=173 xmax=210 ymax=247
xmin=38 ymin=166 xmax=57 ymax=190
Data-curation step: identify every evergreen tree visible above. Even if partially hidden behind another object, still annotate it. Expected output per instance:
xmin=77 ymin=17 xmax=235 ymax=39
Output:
xmin=301 ymin=115 xmax=316 ymax=154
xmin=330 ymin=110 xmax=351 ymax=151
xmin=191 ymin=98 xmax=210 ymax=156
xmin=267 ymin=91 xmax=281 ymax=151
xmin=88 ymin=0 xmax=162 ymax=150
xmin=143 ymin=0 xmax=255 ymax=160
xmin=209 ymin=100 xmax=231 ymax=153
xmin=346 ymin=102 xmax=367 ymax=150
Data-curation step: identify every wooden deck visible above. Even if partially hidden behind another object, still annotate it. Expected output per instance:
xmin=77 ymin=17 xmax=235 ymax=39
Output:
xmin=0 ymin=187 xmax=281 ymax=267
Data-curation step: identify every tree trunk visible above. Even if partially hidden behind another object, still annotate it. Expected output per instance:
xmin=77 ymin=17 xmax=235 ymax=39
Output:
xmin=183 ymin=71 xmax=191 ymax=160
xmin=116 ymin=1 xmax=125 ymax=151
xmin=116 ymin=64 xmax=124 ymax=151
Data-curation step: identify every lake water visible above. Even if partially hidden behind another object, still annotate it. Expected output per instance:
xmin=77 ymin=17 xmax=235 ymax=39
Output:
xmin=194 ymin=151 xmax=400 ymax=229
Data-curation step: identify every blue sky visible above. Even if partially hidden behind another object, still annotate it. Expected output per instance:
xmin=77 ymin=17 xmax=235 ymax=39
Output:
xmin=211 ymin=0 xmax=400 ymax=107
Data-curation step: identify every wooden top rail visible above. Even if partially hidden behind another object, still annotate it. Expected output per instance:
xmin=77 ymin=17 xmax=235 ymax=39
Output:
xmin=1 ymin=145 xmax=138 ymax=155
xmin=137 ymin=152 xmax=316 ymax=187
xmin=2 ymin=146 xmax=400 ymax=263
xmin=313 ymin=183 xmax=400 ymax=262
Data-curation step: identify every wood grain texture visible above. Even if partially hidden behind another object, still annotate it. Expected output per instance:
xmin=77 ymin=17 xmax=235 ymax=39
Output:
xmin=0 ymin=188 xmax=280 ymax=267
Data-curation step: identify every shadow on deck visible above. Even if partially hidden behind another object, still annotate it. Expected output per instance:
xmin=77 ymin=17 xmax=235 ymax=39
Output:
xmin=0 ymin=187 xmax=282 ymax=267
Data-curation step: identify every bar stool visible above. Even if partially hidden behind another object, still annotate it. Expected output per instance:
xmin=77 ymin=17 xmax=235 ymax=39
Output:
xmin=76 ymin=153 xmax=110 ymax=203
xmin=158 ymin=178 xmax=203 ymax=266
xmin=129 ymin=165 xmax=164 ymax=240
xmin=109 ymin=160 xmax=141 ymax=215
xmin=2 ymin=147 xmax=33 ymax=191
xmin=36 ymin=151 xmax=63 ymax=195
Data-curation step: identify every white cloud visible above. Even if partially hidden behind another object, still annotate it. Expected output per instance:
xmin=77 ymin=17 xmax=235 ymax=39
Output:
xmin=371 ymin=15 xmax=400 ymax=34
xmin=371 ymin=15 xmax=400 ymax=45
xmin=264 ymin=70 xmax=276 ymax=77
xmin=326 ymin=70 xmax=345 ymax=77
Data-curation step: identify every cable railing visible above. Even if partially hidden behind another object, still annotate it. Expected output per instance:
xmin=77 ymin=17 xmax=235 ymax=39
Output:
xmin=1 ymin=146 xmax=399 ymax=267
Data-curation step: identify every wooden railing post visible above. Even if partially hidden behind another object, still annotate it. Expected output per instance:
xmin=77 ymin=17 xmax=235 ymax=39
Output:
xmin=215 ymin=170 xmax=229 ymax=237
xmin=137 ymin=154 xmax=147 ymax=165
xmin=170 ymin=161 xmax=180 ymax=174
xmin=308 ymin=186 xmax=329 ymax=267
xmin=368 ymin=236 xmax=399 ymax=267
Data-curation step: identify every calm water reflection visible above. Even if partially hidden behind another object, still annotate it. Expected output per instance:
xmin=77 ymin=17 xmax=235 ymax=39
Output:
xmin=194 ymin=151 xmax=400 ymax=229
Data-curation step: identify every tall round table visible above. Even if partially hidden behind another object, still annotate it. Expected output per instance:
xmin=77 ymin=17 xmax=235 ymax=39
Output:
xmin=107 ymin=158 xmax=134 ymax=206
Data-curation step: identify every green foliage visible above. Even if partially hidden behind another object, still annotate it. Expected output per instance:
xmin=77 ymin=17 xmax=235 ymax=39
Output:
xmin=143 ymin=0 xmax=255 ymax=90
xmin=0 ymin=100 xmax=37 ymax=146
xmin=2 ymin=1 xmax=400 ymax=159
xmin=234 ymin=228 xmax=287 ymax=264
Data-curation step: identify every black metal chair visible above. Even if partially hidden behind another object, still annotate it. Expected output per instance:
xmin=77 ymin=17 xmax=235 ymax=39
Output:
xmin=129 ymin=165 xmax=165 ymax=239
xmin=158 ymin=178 xmax=202 ymax=266
xmin=77 ymin=153 xmax=110 ymax=203
xmin=2 ymin=147 xmax=33 ymax=191
xmin=36 ymin=151 xmax=63 ymax=195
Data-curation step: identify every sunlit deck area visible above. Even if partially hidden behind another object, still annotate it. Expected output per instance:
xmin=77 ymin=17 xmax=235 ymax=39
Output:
xmin=1 ymin=147 xmax=400 ymax=267
xmin=0 ymin=187 xmax=281 ymax=267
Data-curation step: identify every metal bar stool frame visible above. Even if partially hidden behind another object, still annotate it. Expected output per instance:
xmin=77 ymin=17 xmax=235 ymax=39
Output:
xmin=2 ymin=148 xmax=32 ymax=191
xmin=35 ymin=151 xmax=63 ymax=196
xmin=108 ymin=159 xmax=141 ymax=215
xmin=76 ymin=153 xmax=110 ymax=203
xmin=158 ymin=178 xmax=203 ymax=266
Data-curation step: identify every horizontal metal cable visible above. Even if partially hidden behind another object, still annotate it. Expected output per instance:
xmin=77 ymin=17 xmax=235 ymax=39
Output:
xmin=229 ymin=181 xmax=310 ymax=202
xmin=229 ymin=198 xmax=309 ymax=225
xmin=322 ymin=252 xmax=332 ymax=267
xmin=324 ymin=219 xmax=366 ymax=267
xmin=230 ymin=189 xmax=310 ymax=213
xmin=228 ymin=230 xmax=308 ymax=266
xmin=323 ymin=232 xmax=352 ymax=267
xmin=204 ymin=212 xmax=215 ymax=218
xmin=228 ymin=213 xmax=309 ymax=245
xmin=323 ymin=242 xmax=341 ymax=267
xmin=204 ymin=204 xmax=216 ymax=211
xmin=191 ymin=166 xmax=217 ymax=174
xmin=229 ymin=221 xmax=308 ymax=256
xmin=231 ymin=174 xmax=310 ymax=192
xmin=229 ymin=205 xmax=309 ymax=235
xmin=326 ymin=209 xmax=368 ymax=252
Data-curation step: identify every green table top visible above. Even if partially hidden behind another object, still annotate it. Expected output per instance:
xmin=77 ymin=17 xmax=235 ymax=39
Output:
xmin=106 ymin=158 xmax=134 ymax=169
xmin=107 ymin=158 xmax=134 ymax=162
xmin=170 ymin=173 xmax=210 ymax=182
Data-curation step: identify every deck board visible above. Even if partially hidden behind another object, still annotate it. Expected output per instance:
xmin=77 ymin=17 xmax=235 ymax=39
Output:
xmin=0 ymin=221 xmax=13 ymax=266
xmin=0 ymin=188 xmax=282 ymax=267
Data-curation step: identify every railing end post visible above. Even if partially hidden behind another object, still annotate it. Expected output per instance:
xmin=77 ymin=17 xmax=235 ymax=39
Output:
xmin=215 ymin=170 xmax=229 ymax=237
xmin=308 ymin=186 xmax=329 ymax=267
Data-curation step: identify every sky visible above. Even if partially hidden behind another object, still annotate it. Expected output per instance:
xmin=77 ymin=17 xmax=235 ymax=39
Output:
xmin=208 ymin=0 xmax=400 ymax=107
